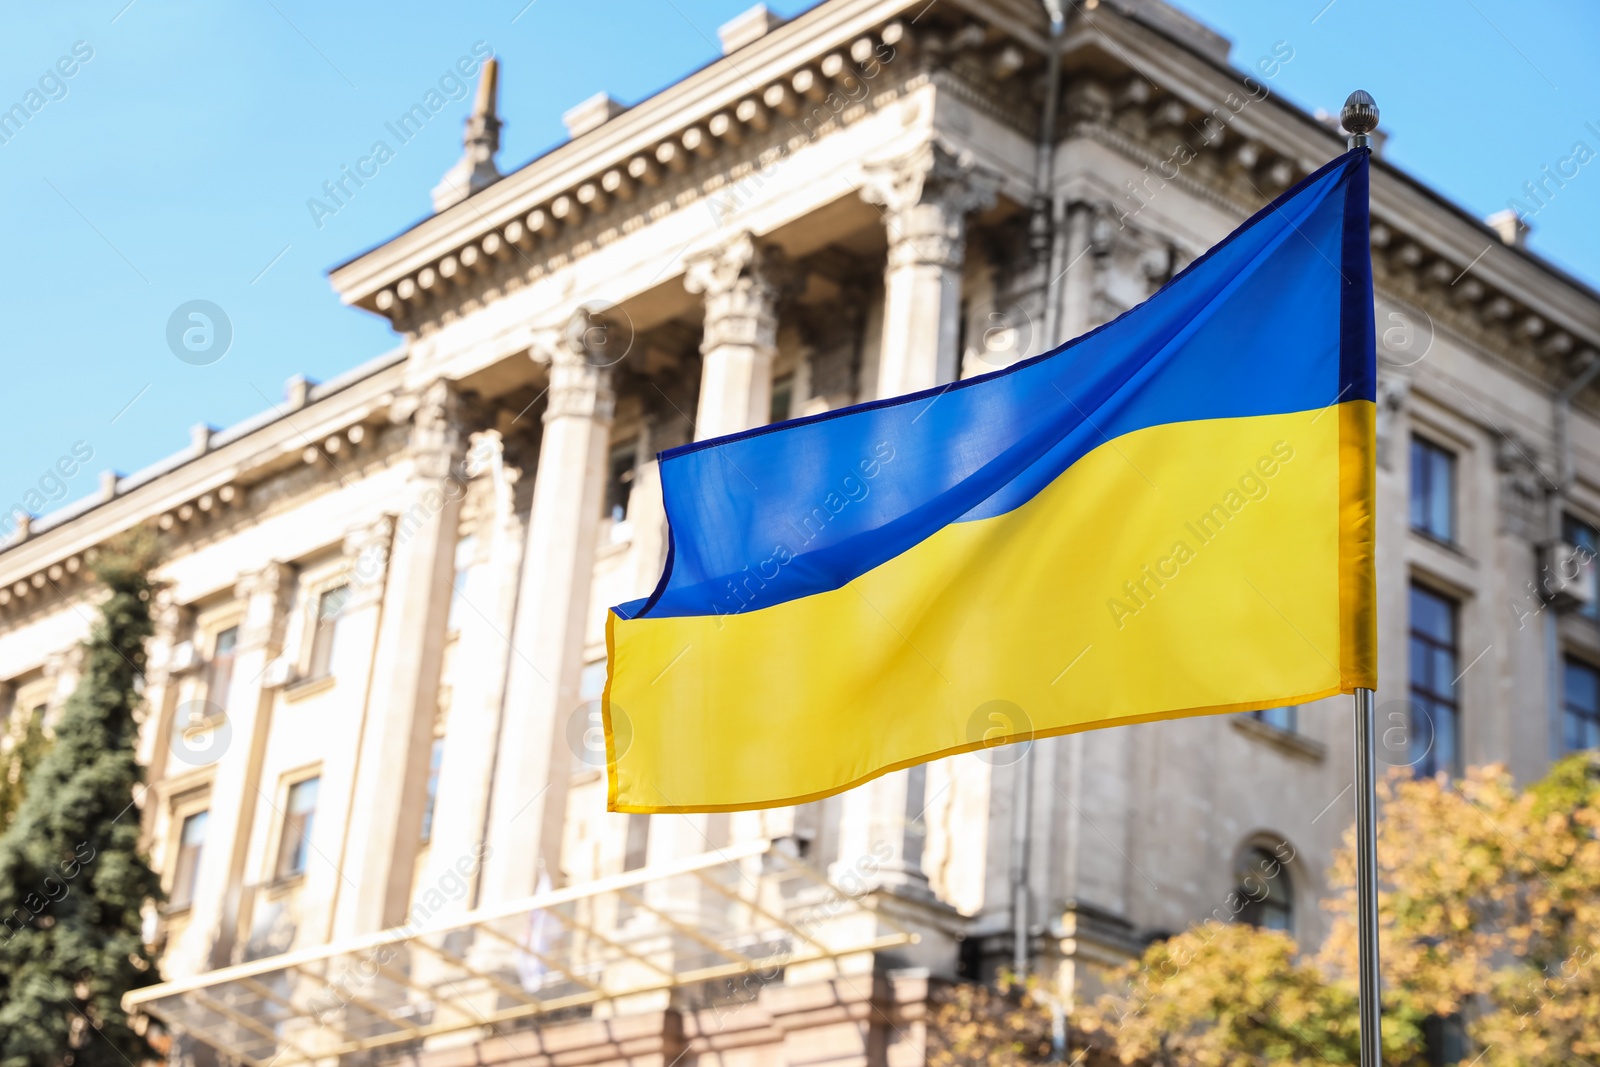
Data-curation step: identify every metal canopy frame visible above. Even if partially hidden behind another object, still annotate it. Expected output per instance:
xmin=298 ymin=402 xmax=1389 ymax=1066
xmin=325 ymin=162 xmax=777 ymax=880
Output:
xmin=127 ymin=840 xmax=915 ymax=1067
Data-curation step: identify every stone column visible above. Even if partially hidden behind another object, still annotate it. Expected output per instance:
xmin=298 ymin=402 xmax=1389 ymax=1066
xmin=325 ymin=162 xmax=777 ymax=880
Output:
xmin=478 ymin=312 xmax=615 ymax=906
xmin=833 ymin=763 xmax=932 ymax=897
xmin=861 ymin=140 xmax=998 ymax=398
xmin=1057 ymin=202 xmax=1097 ymax=344
xmin=335 ymin=380 xmax=467 ymax=935
xmin=685 ymin=233 xmax=799 ymax=441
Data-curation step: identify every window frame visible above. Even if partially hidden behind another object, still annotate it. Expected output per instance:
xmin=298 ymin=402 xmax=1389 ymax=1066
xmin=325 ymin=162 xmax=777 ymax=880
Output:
xmin=1234 ymin=842 xmax=1294 ymax=934
xmin=603 ymin=438 xmax=639 ymax=525
xmin=169 ymin=808 xmax=210 ymax=910
xmin=304 ymin=585 xmax=350 ymax=682
xmin=1562 ymin=655 xmax=1600 ymax=754
xmin=204 ymin=624 xmax=240 ymax=718
xmin=770 ymin=372 xmax=796 ymax=424
xmin=162 ymin=783 xmax=212 ymax=913
xmin=1408 ymin=581 xmax=1462 ymax=778
xmin=1563 ymin=513 xmax=1600 ymax=621
xmin=445 ymin=534 xmax=478 ymax=636
xmin=419 ymin=737 xmax=444 ymax=843
xmin=273 ymin=773 xmax=321 ymax=882
xmin=1409 ymin=435 xmax=1458 ymax=546
xmin=1251 ymin=705 xmax=1298 ymax=734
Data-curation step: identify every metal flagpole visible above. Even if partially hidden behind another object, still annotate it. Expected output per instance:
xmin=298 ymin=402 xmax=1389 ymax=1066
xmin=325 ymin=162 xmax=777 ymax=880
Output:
xmin=1341 ymin=88 xmax=1382 ymax=1067
xmin=1353 ymin=685 xmax=1382 ymax=1067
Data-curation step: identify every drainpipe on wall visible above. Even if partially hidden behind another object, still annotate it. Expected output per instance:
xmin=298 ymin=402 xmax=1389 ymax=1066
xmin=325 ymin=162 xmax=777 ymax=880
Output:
xmin=1553 ymin=352 xmax=1600 ymax=515
xmin=1013 ymin=0 xmax=1067 ymax=988
xmin=1034 ymin=0 xmax=1068 ymax=352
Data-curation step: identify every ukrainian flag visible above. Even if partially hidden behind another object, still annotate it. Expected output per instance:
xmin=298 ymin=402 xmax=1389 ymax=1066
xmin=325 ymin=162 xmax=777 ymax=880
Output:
xmin=605 ymin=148 xmax=1376 ymax=813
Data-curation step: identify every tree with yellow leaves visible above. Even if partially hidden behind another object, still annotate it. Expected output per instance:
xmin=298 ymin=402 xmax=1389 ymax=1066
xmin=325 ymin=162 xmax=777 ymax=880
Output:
xmin=1070 ymin=754 xmax=1600 ymax=1067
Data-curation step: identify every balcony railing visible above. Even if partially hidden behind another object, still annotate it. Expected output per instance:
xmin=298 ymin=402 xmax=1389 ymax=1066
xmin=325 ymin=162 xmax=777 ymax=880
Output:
xmin=125 ymin=839 xmax=916 ymax=1066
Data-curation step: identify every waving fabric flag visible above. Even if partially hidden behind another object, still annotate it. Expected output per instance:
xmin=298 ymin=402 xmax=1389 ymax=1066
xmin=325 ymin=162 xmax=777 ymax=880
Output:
xmin=604 ymin=148 xmax=1376 ymax=813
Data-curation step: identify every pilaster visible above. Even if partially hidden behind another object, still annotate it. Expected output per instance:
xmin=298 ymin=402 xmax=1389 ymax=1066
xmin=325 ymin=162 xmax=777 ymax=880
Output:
xmin=415 ymin=430 xmax=524 ymax=916
xmin=189 ymin=560 xmax=294 ymax=970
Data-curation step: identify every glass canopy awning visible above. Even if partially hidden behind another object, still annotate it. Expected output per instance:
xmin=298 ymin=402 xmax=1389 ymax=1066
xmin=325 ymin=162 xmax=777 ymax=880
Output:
xmin=126 ymin=840 xmax=917 ymax=1067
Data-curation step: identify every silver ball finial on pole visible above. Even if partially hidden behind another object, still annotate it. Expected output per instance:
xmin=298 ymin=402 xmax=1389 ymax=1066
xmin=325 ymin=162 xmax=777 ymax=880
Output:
xmin=1341 ymin=90 xmax=1379 ymax=150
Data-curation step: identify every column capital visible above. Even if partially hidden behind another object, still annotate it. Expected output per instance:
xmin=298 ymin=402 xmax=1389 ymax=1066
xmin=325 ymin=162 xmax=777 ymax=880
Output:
xmin=233 ymin=561 xmax=296 ymax=651
xmin=1495 ymin=432 xmax=1548 ymax=541
xmin=395 ymin=378 xmax=470 ymax=480
xmin=683 ymin=233 xmax=801 ymax=354
xmin=341 ymin=515 xmax=396 ymax=609
xmin=860 ymin=140 xmax=999 ymax=269
xmin=530 ymin=309 xmax=618 ymax=424
xmin=1374 ymin=371 xmax=1411 ymax=472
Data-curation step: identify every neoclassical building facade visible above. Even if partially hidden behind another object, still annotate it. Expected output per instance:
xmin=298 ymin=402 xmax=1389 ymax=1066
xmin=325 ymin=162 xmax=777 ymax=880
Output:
xmin=2 ymin=1 xmax=1599 ymax=1064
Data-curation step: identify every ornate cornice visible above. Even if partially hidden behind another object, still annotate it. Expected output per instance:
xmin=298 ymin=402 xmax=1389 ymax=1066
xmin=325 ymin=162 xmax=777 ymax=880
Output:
xmin=0 ymin=356 xmax=407 ymax=622
xmin=341 ymin=15 xmax=932 ymax=333
xmin=1060 ymin=66 xmax=1599 ymax=399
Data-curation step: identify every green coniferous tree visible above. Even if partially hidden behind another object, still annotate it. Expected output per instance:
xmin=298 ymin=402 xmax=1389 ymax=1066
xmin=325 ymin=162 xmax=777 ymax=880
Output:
xmin=0 ymin=535 xmax=164 ymax=1067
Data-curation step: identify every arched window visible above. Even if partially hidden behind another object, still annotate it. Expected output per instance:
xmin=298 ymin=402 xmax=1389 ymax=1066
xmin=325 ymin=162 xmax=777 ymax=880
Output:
xmin=1235 ymin=844 xmax=1293 ymax=933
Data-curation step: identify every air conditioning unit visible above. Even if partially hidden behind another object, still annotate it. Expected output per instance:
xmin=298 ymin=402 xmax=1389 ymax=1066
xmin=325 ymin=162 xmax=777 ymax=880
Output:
xmin=260 ymin=656 xmax=295 ymax=690
xmin=167 ymin=641 xmax=199 ymax=673
xmin=1539 ymin=541 xmax=1597 ymax=613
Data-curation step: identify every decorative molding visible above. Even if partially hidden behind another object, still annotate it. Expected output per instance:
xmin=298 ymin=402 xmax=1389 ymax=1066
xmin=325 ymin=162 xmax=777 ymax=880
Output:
xmin=1495 ymin=433 xmax=1550 ymax=542
xmin=860 ymin=139 xmax=1000 ymax=271
xmin=341 ymin=515 xmax=396 ymax=610
xmin=402 ymin=379 xmax=469 ymax=481
xmin=234 ymin=561 xmax=296 ymax=653
xmin=684 ymin=232 xmax=801 ymax=355
xmin=531 ymin=311 xmax=619 ymax=425
xmin=355 ymin=18 xmax=930 ymax=332
xmin=1375 ymin=372 xmax=1411 ymax=472
xmin=1231 ymin=715 xmax=1327 ymax=762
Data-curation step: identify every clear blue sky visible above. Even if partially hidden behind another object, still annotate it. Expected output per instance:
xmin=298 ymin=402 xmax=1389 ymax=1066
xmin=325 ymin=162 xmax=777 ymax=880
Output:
xmin=2 ymin=0 xmax=1596 ymax=526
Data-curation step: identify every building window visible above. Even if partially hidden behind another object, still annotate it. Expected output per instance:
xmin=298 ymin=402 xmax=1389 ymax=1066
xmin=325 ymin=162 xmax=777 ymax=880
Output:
xmin=1252 ymin=706 xmax=1297 ymax=733
xmin=206 ymin=626 xmax=239 ymax=715
xmin=446 ymin=535 xmax=476 ymax=635
xmin=170 ymin=810 xmax=209 ymax=908
xmin=770 ymin=373 xmax=795 ymax=424
xmin=1422 ymin=1014 xmax=1467 ymax=1065
xmin=1563 ymin=658 xmax=1600 ymax=753
xmin=1235 ymin=845 xmax=1293 ymax=932
xmin=605 ymin=441 xmax=637 ymax=523
xmin=1563 ymin=514 xmax=1600 ymax=620
xmin=1409 ymin=584 xmax=1460 ymax=778
xmin=420 ymin=738 xmax=444 ymax=842
xmin=275 ymin=776 xmax=320 ymax=880
xmin=1410 ymin=437 xmax=1456 ymax=543
xmin=307 ymin=586 xmax=349 ymax=680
